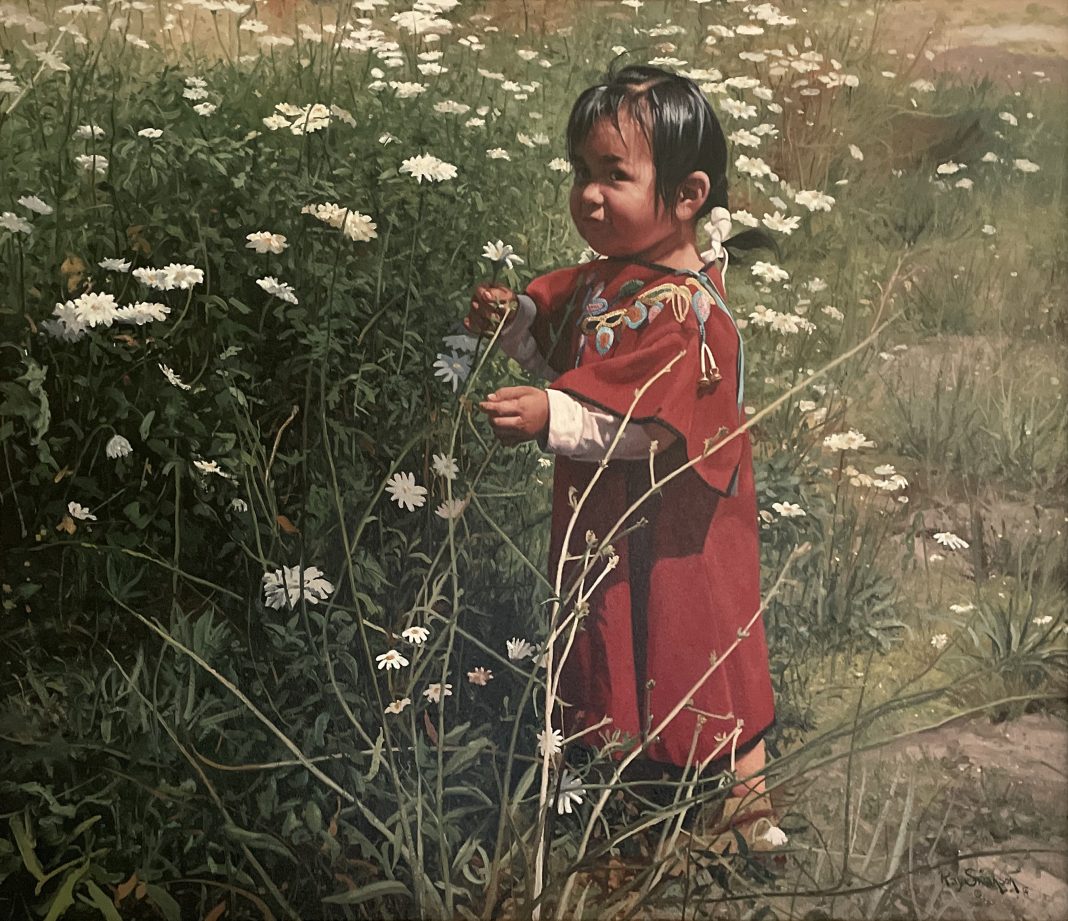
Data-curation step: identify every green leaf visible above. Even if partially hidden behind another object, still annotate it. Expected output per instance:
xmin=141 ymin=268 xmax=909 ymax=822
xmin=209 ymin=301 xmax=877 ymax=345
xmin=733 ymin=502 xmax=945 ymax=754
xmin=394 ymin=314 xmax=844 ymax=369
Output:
xmin=303 ymin=801 xmax=323 ymax=835
xmin=42 ymin=863 xmax=88 ymax=921
xmin=82 ymin=880 xmax=122 ymax=921
xmin=10 ymin=814 xmax=45 ymax=883
xmin=143 ymin=883 xmax=182 ymax=921
xmin=139 ymin=410 xmax=155 ymax=441
xmin=223 ymin=823 xmax=297 ymax=863
xmin=322 ymin=879 xmax=410 ymax=906
xmin=366 ymin=729 xmax=384 ymax=781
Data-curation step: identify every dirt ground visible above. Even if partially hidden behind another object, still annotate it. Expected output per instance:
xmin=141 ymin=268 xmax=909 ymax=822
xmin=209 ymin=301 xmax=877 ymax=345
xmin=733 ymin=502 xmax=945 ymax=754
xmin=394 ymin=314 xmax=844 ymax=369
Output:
xmin=877 ymin=0 xmax=1068 ymax=85
xmin=847 ymin=713 xmax=1068 ymax=920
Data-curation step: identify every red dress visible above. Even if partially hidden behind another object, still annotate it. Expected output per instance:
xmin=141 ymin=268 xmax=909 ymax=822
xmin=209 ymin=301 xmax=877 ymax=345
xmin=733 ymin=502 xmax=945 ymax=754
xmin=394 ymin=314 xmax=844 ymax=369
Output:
xmin=524 ymin=257 xmax=775 ymax=770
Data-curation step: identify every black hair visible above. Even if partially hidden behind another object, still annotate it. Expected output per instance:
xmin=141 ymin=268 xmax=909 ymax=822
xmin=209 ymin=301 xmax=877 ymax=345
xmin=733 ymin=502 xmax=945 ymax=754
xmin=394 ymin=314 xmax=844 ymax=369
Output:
xmin=565 ymin=63 xmax=776 ymax=258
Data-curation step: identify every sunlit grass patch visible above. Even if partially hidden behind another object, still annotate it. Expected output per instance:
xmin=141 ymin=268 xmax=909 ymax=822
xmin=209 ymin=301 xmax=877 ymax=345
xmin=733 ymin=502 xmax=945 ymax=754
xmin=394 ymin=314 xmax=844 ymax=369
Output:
xmin=0 ymin=0 xmax=1065 ymax=918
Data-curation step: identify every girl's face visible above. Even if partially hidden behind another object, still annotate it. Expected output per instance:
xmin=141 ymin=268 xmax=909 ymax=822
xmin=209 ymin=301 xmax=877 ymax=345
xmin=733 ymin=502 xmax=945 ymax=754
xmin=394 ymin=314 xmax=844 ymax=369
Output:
xmin=569 ymin=111 xmax=682 ymax=261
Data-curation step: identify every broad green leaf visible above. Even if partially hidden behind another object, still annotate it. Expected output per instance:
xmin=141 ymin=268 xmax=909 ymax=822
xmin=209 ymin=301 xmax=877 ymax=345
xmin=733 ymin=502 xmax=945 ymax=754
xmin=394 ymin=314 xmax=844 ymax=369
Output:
xmin=10 ymin=814 xmax=45 ymax=883
xmin=143 ymin=883 xmax=182 ymax=921
xmin=322 ymin=879 xmax=410 ymax=906
xmin=42 ymin=863 xmax=87 ymax=921
xmin=82 ymin=880 xmax=122 ymax=921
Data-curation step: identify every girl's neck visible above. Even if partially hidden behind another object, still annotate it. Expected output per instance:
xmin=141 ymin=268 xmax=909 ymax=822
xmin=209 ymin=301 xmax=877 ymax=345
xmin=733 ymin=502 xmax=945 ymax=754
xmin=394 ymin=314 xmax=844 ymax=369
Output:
xmin=628 ymin=238 xmax=704 ymax=273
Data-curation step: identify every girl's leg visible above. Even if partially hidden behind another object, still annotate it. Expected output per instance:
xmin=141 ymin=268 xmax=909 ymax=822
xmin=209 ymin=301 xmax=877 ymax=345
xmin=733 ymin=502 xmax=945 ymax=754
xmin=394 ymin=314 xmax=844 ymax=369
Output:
xmin=730 ymin=739 xmax=767 ymax=800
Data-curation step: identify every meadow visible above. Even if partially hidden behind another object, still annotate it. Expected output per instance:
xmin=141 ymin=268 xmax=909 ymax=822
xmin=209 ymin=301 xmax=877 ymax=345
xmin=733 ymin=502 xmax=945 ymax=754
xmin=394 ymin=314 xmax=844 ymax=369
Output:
xmin=0 ymin=0 xmax=1065 ymax=918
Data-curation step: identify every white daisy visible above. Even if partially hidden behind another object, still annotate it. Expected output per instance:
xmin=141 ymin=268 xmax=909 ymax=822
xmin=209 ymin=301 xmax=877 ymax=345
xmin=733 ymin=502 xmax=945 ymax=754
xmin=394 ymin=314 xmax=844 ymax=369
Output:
xmin=138 ymin=127 xmax=163 ymax=138
xmin=467 ymin=667 xmax=493 ymax=686
xmin=376 ymin=649 xmax=411 ymax=670
xmin=18 ymin=195 xmax=52 ymax=215
xmin=423 ymin=682 xmax=453 ymax=703
xmin=771 ymin=501 xmax=805 ymax=518
xmin=98 ymin=257 xmax=131 ymax=272
xmin=385 ymin=471 xmax=427 ymax=511
xmin=68 ymin=501 xmax=96 ymax=521
xmin=507 ymin=637 xmax=535 ymax=660
xmin=435 ymin=498 xmax=469 ymax=520
xmin=794 ymin=189 xmax=835 ymax=212
xmin=74 ymin=153 xmax=108 ymax=174
xmin=431 ymin=453 xmax=458 ymax=480
xmin=823 ymin=430 xmax=875 ymax=451
xmin=762 ymin=211 xmax=801 ymax=234
xmin=400 ymin=152 xmax=458 ymax=183
xmin=442 ymin=333 xmax=477 ymax=352
xmin=930 ymin=633 xmax=949 ymax=650
xmin=162 ymin=263 xmax=204 ymax=289
xmin=193 ymin=459 xmax=234 ymax=479
xmin=433 ymin=352 xmax=472 ymax=392
xmin=933 ymin=531 xmax=969 ymax=551
xmin=72 ymin=292 xmax=119 ymax=328
xmin=245 ymin=231 xmax=288 ymax=254
xmin=481 ymin=240 xmax=524 ymax=271
xmin=158 ymin=363 xmax=192 ymax=390
xmin=555 ymin=768 xmax=586 ymax=815
xmin=385 ymin=697 xmax=411 ymax=714
xmin=256 ymin=275 xmax=298 ymax=304
xmin=401 ymin=625 xmax=430 ymax=645
xmin=105 ymin=434 xmax=132 ymax=459
xmin=0 ymin=212 xmax=32 ymax=234
xmin=537 ymin=727 xmax=564 ymax=756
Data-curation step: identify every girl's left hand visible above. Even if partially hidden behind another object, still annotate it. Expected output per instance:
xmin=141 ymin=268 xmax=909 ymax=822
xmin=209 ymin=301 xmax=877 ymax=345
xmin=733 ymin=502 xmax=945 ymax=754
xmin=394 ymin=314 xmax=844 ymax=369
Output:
xmin=478 ymin=386 xmax=549 ymax=447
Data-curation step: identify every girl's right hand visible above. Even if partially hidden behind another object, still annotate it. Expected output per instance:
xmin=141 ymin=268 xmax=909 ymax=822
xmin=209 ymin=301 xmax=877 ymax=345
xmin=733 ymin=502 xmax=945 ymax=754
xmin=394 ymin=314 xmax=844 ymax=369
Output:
xmin=465 ymin=282 xmax=518 ymax=335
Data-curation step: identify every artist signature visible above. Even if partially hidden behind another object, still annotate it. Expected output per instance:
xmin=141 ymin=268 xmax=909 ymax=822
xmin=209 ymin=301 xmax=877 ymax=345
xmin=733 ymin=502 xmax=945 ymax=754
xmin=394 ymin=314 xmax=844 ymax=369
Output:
xmin=941 ymin=868 xmax=1027 ymax=896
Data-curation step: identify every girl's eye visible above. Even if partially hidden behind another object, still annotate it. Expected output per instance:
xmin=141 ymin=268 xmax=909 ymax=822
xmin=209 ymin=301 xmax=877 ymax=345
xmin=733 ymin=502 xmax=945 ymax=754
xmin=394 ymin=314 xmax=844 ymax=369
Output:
xmin=610 ymin=171 xmax=627 ymax=182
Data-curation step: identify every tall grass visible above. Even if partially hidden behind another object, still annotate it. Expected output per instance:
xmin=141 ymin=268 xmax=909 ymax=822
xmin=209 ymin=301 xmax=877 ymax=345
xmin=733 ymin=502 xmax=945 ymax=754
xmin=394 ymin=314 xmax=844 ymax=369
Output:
xmin=1 ymin=0 xmax=1065 ymax=918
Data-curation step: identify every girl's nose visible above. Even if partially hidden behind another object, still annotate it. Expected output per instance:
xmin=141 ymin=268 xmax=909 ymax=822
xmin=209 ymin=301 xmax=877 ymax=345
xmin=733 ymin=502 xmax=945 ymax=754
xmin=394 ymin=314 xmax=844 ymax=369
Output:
xmin=580 ymin=182 xmax=603 ymax=209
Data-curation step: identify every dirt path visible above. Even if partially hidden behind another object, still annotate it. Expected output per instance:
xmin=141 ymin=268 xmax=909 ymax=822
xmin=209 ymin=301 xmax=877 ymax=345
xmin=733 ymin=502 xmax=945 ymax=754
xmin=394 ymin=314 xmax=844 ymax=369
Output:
xmin=871 ymin=0 xmax=1068 ymax=84
xmin=859 ymin=713 xmax=1068 ymax=920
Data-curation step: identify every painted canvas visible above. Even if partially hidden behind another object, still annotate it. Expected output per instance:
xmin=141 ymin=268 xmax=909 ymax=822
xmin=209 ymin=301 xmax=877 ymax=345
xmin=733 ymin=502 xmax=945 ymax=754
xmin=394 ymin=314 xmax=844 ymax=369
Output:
xmin=1 ymin=0 xmax=1065 ymax=918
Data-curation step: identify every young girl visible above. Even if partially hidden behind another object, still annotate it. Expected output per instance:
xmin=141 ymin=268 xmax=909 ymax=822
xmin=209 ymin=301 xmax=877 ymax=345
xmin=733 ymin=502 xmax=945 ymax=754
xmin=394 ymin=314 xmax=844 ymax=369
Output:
xmin=467 ymin=65 xmax=779 ymax=845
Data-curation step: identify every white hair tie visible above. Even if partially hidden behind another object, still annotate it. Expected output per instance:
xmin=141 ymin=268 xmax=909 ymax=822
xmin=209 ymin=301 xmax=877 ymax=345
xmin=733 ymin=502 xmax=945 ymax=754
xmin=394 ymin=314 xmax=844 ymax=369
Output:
xmin=699 ymin=206 xmax=733 ymax=282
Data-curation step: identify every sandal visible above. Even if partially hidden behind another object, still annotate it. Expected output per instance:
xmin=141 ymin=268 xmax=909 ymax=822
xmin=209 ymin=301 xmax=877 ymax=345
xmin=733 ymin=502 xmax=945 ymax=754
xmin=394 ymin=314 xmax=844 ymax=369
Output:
xmin=677 ymin=792 xmax=788 ymax=856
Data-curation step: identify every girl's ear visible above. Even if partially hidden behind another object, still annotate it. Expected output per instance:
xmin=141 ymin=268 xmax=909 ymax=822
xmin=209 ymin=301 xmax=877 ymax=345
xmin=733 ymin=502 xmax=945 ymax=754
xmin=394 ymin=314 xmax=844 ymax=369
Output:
xmin=675 ymin=171 xmax=711 ymax=222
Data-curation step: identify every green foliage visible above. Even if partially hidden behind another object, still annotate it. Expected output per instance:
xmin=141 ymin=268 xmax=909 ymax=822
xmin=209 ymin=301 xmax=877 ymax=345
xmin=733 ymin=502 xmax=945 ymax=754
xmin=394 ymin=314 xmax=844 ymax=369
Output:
xmin=0 ymin=1 xmax=1064 ymax=919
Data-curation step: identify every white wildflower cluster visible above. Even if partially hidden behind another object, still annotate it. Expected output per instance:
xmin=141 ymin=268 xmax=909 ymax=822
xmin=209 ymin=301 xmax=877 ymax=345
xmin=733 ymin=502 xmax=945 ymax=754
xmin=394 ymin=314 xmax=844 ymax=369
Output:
xmin=391 ymin=8 xmax=454 ymax=36
xmin=41 ymin=291 xmax=171 ymax=342
xmin=262 ymin=564 xmax=335 ymax=610
xmin=735 ymin=155 xmax=777 ymax=180
xmin=0 ymin=211 xmax=33 ymax=235
xmin=844 ymin=463 xmax=909 ymax=492
xmin=300 ymin=202 xmax=378 ymax=243
xmin=794 ymin=189 xmax=836 ymax=212
xmin=256 ymin=276 xmax=298 ymax=304
xmin=0 ymin=57 xmax=21 ymax=95
xmin=245 ymin=231 xmax=288 ymax=255
xmin=74 ymin=154 xmax=108 ymax=175
xmin=823 ymin=430 xmax=876 ymax=452
xmin=263 ymin=102 xmax=332 ymax=134
xmin=750 ymin=261 xmax=790 ymax=284
xmin=748 ymin=304 xmax=814 ymax=334
xmin=133 ymin=263 xmax=205 ymax=291
xmin=400 ymin=153 xmax=458 ymax=183
xmin=434 ymin=99 xmax=470 ymax=115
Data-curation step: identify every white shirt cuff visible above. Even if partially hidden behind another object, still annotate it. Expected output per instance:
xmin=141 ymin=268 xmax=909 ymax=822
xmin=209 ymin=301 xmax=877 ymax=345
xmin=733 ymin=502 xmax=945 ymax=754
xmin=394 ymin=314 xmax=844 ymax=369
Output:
xmin=545 ymin=389 xmax=672 ymax=461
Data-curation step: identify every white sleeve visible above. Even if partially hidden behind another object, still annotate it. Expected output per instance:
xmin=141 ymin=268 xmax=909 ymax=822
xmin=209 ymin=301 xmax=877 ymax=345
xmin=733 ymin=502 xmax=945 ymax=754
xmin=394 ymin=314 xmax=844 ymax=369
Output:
xmin=543 ymin=389 xmax=676 ymax=461
xmin=495 ymin=294 xmax=559 ymax=382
